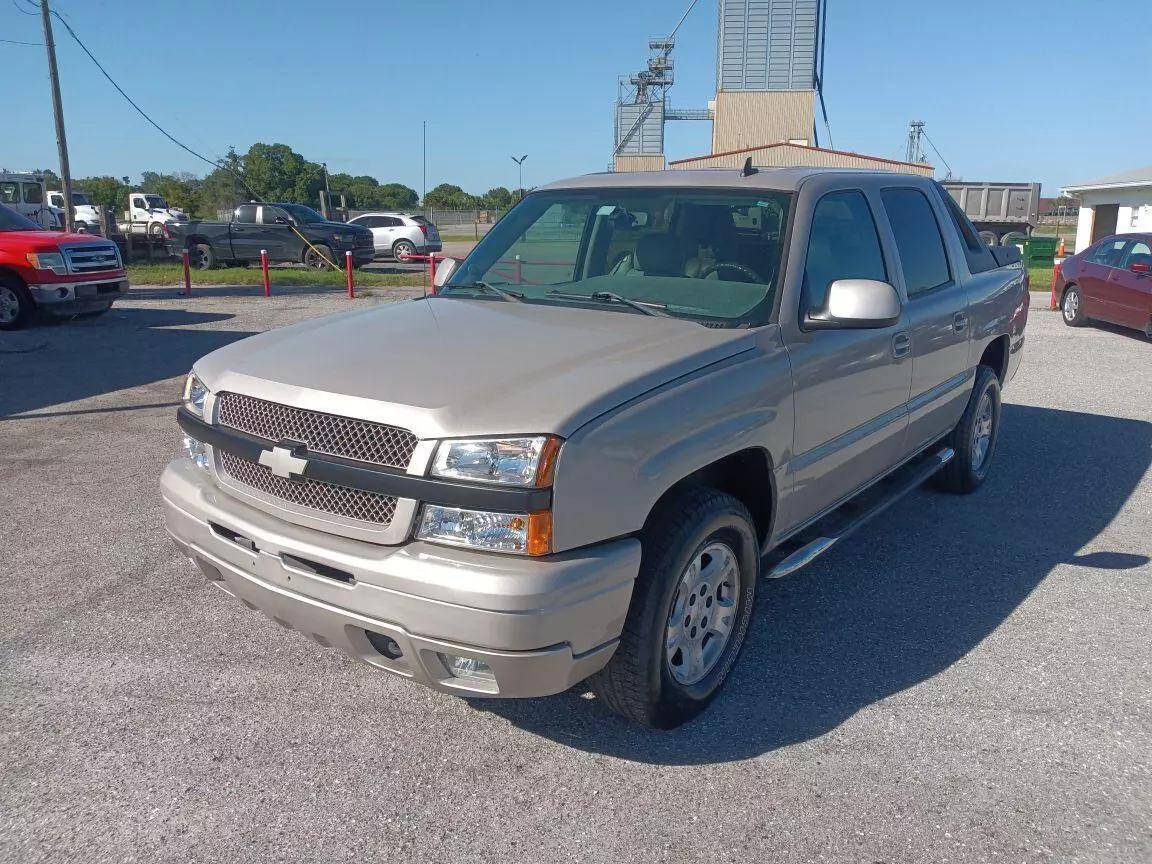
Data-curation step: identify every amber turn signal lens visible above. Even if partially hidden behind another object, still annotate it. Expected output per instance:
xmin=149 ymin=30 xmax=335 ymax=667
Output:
xmin=525 ymin=511 xmax=553 ymax=556
xmin=534 ymin=436 xmax=562 ymax=487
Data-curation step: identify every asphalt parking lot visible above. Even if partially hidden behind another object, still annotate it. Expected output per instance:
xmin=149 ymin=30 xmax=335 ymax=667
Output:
xmin=2 ymin=290 xmax=1149 ymax=863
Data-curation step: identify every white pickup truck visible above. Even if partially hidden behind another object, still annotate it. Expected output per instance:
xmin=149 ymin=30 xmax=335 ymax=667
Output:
xmin=123 ymin=192 xmax=188 ymax=238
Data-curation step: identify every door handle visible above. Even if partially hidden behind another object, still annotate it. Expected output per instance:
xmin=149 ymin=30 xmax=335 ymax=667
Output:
xmin=892 ymin=331 xmax=911 ymax=359
xmin=953 ymin=312 xmax=968 ymax=332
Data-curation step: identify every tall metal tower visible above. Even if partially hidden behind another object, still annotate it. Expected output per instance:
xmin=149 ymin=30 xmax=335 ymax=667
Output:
xmin=905 ymin=121 xmax=927 ymax=164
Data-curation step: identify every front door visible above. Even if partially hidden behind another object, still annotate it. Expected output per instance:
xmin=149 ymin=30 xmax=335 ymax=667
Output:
xmin=783 ymin=188 xmax=912 ymax=530
xmin=228 ymin=204 xmax=263 ymax=262
xmin=258 ymin=206 xmax=295 ymax=261
xmin=880 ymin=187 xmax=972 ymax=450
xmin=1107 ymin=238 xmax=1152 ymax=331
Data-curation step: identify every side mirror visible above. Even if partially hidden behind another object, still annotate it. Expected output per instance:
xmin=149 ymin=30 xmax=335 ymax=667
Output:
xmin=433 ymin=257 xmax=461 ymax=289
xmin=804 ymin=279 xmax=902 ymax=330
xmin=1131 ymin=261 xmax=1150 ymax=274
xmin=274 ymin=216 xmax=290 ymax=225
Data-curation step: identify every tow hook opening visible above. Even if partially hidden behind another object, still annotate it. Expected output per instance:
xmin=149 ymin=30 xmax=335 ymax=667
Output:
xmin=365 ymin=630 xmax=403 ymax=660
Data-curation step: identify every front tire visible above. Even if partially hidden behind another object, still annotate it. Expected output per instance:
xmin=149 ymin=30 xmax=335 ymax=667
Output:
xmin=590 ymin=488 xmax=758 ymax=729
xmin=0 ymin=276 xmax=34 ymax=330
xmin=1062 ymin=284 xmax=1087 ymax=326
xmin=932 ymin=365 xmax=1002 ymax=494
xmin=304 ymin=244 xmax=333 ymax=269
xmin=148 ymin=221 xmax=166 ymax=239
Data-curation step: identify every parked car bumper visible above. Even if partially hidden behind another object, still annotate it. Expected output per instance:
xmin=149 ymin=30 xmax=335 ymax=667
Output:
xmin=420 ymin=242 xmax=443 ymax=254
xmin=160 ymin=458 xmax=639 ymax=697
xmin=29 ymin=277 xmax=128 ymax=316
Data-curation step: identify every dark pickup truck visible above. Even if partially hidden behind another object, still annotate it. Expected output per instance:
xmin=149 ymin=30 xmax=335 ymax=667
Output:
xmin=168 ymin=203 xmax=375 ymax=270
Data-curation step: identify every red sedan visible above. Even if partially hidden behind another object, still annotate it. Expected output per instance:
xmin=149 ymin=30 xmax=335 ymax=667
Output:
xmin=1053 ymin=233 xmax=1152 ymax=337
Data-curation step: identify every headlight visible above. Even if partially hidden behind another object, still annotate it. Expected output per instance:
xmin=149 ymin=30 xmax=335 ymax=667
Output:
xmin=431 ymin=436 xmax=560 ymax=487
xmin=417 ymin=505 xmax=552 ymax=556
xmin=332 ymin=233 xmax=353 ymax=244
xmin=182 ymin=372 xmax=209 ymax=417
xmin=25 ymin=251 xmax=68 ymax=275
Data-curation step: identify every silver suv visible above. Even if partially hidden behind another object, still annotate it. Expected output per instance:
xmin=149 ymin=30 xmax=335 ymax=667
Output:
xmin=347 ymin=212 xmax=442 ymax=261
xmin=162 ymin=167 xmax=1029 ymax=728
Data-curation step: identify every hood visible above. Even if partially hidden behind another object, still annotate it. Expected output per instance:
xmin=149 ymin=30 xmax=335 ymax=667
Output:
xmin=195 ymin=298 xmax=757 ymax=439
xmin=0 ymin=229 xmax=102 ymax=250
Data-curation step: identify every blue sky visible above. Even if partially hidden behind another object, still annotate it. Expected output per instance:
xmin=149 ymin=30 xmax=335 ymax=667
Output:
xmin=3 ymin=0 xmax=1149 ymax=198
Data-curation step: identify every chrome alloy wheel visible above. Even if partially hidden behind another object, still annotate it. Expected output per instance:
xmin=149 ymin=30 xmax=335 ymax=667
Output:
xmin=971 ymin=391 xmax=994 ymax=470
xmin=665 ymin=541 xmax=741 ymax=686
xmin=0 ymin=286 xmax=20 ymax=323
xmin=1063 ymin=289 xmax=1079 ymax=322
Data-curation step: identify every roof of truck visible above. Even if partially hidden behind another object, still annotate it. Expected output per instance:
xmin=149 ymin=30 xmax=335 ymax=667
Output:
xmin=539 ymin=166 xmax=921 ymax=194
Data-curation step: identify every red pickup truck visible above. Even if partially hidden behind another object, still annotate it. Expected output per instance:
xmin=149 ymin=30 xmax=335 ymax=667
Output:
xmin=0 ymin=202 xmax=128 ymax=330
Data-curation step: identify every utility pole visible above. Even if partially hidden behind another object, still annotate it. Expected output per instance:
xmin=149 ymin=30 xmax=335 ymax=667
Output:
xmin=422 ymin=120 xmax=426 ymax=215
xmin=40 ymin=0 xmax=73 ymax=232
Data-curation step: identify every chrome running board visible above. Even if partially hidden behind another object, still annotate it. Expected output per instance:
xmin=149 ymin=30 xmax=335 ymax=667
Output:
xmin=764 ymin=446 xmax=955 ymax=580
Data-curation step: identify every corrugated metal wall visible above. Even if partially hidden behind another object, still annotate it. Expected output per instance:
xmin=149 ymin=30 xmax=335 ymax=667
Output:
xmin=716 ymin=0 xmax=819 ymax=92
xmin=711 ymin=90 xmax=814 ymax=152
xmin=615 ymin=101 xmax=665 ymax=156
xmin=670 ymin=142 xmax=934 ymax=176
xmin=613 ymin=155 xmax=667 ymax=172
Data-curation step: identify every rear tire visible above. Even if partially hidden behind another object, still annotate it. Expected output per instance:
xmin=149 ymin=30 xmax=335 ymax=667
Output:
xmin=590 ymin=488 xmax=758 ymax=729
xmin=191 ymin=243 xmax=215 ymax=270
xmin=0 ymin=276 xmax=34 ymax=330
xmin=1062 ymin=284 xmax=1087 ymax=326
xmin=392 ymin=239 xmax=416 ymax=261
xmin=932 ymin=365 xmax=1002 ymax=494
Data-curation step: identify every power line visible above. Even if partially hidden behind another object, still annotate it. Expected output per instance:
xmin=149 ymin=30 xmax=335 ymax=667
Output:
xmin=1 ymin=37 xmax=42 ymax=44
xmin=920 ymin=128 xmax=954 ymax=180
xmin=11 ymin=0 xmax=38 ymax=14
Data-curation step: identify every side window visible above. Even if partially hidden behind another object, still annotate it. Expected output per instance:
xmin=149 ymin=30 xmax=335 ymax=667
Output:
xmin=1120 ymin=240 xmax=1150 ymax=269
xmin=261 ymin=206 xmax=287 ymax=224
xmin=381 ymin=216 xmax=402 ymax=227
xmin=132 ymin=197 xmax=146 ymax=209
xmin=357 ymin=216 xmax=380 ymax=228
xmin=802 ymin=190 xmax=887 ymax=313
xmin=1089 ymin=238 xmax=1129 ymax=267
xmin=0 ymin=182 xmax=18 ymax=204
xmin=23 ymin=183 xmax=44 ymax=204
xmin=234 ymin=204 xmax=257 ymax=224
xmin=881 ymin=188 xmax=952 ymax=297
xmin=935 ymin=183 xmax=997 ymax=274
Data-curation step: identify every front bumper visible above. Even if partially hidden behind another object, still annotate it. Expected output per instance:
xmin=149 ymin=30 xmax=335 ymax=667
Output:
xmin=29 ymin=277 xmax=128 ymax=316
xmin=161 ymin=459 xmax=639 ymax=697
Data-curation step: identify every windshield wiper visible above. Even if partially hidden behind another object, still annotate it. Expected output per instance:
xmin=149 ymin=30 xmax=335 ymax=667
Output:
xmin=546 ymin=290 xmax=669 ymax=317
xmin=440 ymin=281 xmax=524 ymax=302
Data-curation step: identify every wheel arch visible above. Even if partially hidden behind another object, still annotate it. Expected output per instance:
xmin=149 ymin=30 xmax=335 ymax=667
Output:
xmin=0 ymin=265 xmax=28 ymax=288
xmin=978 ymin=334 xmax=1010 ymax=383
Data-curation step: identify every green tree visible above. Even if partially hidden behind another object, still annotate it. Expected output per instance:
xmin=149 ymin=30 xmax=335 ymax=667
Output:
xmin=200 ymin=147 xmax=247 ymax=216
xmin=377 ymin=182 xmax=418 ymax=210
xmin=72 ymin=176 xmax=130 ymax=214
xmin=479 ymin=186 xmax=513 ymax=210
xmin=154 ymin=172 xmax=203 ymax=215
xmin=33 ymin=168 xmax=62 ymax=190
xmin=242 ymin=142 xmax=324 ymax=206
xmin=424 ymin=183 xmax=476 ymax=210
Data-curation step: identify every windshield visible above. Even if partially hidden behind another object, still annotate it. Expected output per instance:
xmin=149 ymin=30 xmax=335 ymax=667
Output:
xmin=0 ymin=203 xmax=41 ymax=232
xmin=447 ymin=187 xmax=791 ymax=325
xmin=280 ymin=204 xmax=327 ymax=224
xmin=144 ymin=195 xmax=169 ymax=209
xmin=72 ymin=193 xmax=91 ymax=205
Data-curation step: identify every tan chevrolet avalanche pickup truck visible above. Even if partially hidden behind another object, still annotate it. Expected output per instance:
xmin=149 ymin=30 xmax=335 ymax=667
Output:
xmin=162 ymin=167 xmax=1028 ymax=728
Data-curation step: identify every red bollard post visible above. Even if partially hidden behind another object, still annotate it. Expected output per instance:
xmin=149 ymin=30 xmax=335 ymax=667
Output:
xmin=345 ymin=250 xmax=355 ymax=299
xmin=181 ymin=249 xmax=192 ymax=296
xmin=260 ymin=249 xmax=271 ymax=297
xmin=428 ymin=255 xmax=438 ymax=295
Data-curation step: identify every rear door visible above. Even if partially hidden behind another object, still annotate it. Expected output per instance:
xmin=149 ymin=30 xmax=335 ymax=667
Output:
xmin=879 ymin=186 xmax=972 ymax=450
xmin=1109 ymin=238 xmax=1152 ymax=331
xmin=1080 ymin=238 xmax=1130 ymax=320
xmin=782 ymin=186 xmax=912 ymax=528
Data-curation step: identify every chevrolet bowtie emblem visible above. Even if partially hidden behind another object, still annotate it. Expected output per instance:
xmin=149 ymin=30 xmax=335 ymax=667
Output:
xmin=259 ymin=445 xmax=309 ymax=479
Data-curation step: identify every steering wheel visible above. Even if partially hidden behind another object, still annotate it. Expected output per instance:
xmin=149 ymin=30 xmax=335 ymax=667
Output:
xmin=696 ymin=261 xmax=765 ymax=283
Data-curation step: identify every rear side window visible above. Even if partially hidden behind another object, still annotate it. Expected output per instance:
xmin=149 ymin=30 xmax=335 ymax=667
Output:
xmin=802 ymin=190 xmax=887 ymax=313
xmin=381 ymin=216 xmax=402 ymax=227
xmin=935 ymin=183 xmax=997 ymax=274
xmin=882 ymin=188 xmax=952 ymax=296
xmin=1088 ymin=238 xmax=1129 ymax=266
xmin=1122 ymin=239 xmax=1151 ymax=269
xmin=410 ymin=215 xmax=429 ymax=225
xmin=234 ymin=205 xmax=257 ymax=224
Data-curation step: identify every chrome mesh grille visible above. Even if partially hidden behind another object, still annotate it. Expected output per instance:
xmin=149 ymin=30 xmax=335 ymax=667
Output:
xmin=216 ymin=392 xmax=418 ymax=469
xmin=218 ymin=451 xmax=397 ymax=525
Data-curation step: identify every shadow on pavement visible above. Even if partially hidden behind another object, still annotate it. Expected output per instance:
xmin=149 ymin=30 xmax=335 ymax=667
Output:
xmin=478 ymin=404 xmax=1152 ymax=763
xmin=0 ymin=308 xmax=253 ymax=418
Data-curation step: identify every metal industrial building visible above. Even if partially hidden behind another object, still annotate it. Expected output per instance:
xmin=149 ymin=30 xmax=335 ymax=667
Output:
xmin=613 ymin=0 xmax=932 ymax=176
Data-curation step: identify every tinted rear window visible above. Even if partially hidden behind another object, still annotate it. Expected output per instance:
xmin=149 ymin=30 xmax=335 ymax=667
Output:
xmin=882 ymin=188 xmax=952 ymax=296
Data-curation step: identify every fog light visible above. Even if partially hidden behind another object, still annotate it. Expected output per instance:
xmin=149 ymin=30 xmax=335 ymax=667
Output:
xmin=182 ymin=434 xmax=209 ymax=471
xmin=56 ymin=287 xmax=69 ymax=299
xmin=439 ymin=653 xmax=495 ymax=682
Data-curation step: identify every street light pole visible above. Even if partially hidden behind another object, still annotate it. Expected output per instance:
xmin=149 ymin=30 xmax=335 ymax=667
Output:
xmin=511 ymin=154 xmax=528 ymax=201
xmin=40 ymin=0 xmax=73 ymax=232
